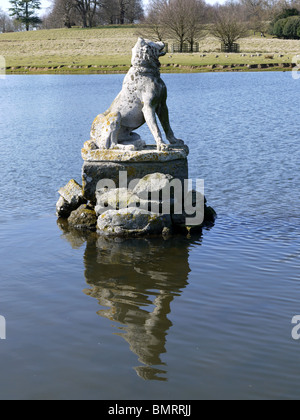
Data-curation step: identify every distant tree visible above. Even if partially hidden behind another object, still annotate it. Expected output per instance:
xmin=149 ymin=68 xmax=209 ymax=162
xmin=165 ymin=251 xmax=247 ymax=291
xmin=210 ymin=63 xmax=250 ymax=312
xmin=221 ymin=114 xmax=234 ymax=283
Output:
xmin=118 ymin=0 xmax=130 ymax=24
xmin=73 ymin=0 xmax=100 ymax=28
xmin=101 ymin=0 xmax=144 ymax=24
xmin=282 ymin=15 xmax=300 ymax=38
xmin=157 ymin=0 xmax=206 ymax=52
xmin=240 ymin=0 xmax=270 ymax=34
xmin=101 ymin=0 xmax=117 ymax=24
xmin=0 ymin=8 xmax=14 ymax=32
xmin=43 ymin=0 xmax=80 ymax=28
xmin=269 ymin=6 xmax=300 ymax=35
xmin=272 ymin=17 xmax=286 ymax=35
xmin=56 ymin=0 xmax=75 ymax=28
xmin=185 ymin=0 xmax=207 ymax=51
xmin=125 ymin=0 xmax=144 ymax=23
xmin=212 ymin=4 xmax=249 ymax=52
xmin=9 ymin=0 xmax=42 ymax=31
xmin=140 ymin=0 xmax=168 ymax=41
xmin=271 ymin=14 xmax=300 ymax=37
xmin=276 ymin=6 xmax=300 ymax=19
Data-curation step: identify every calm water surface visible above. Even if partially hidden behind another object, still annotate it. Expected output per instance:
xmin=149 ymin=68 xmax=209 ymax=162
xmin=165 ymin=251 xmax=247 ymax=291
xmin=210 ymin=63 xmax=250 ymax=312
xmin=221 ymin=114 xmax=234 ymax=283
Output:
xmin=0 ymin=72 xmax=299 ymax=400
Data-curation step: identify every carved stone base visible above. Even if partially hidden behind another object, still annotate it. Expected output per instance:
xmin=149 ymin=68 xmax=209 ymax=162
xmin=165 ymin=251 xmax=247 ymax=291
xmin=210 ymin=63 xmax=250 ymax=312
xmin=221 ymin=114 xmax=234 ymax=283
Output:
xmin=81 ymin=142 xmax=189 ymax=203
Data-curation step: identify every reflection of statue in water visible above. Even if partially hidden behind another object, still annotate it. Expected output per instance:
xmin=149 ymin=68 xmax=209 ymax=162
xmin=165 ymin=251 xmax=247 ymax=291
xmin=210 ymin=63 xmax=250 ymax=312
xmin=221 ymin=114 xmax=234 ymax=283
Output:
xmin=57 ymin=219 xmax=203 ymax=381
xmin=83 ymin=236 xmax=195 ymax=381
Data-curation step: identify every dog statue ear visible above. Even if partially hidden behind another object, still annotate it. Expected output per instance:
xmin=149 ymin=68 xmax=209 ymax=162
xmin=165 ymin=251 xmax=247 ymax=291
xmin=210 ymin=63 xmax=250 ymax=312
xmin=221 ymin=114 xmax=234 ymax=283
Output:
xmin=137 ymin=37 xmax=146 ymax=46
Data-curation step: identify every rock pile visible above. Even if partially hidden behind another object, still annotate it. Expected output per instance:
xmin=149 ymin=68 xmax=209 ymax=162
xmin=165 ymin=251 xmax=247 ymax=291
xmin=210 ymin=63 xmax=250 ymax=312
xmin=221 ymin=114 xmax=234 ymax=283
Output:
xmin=56 ymin=173 xmax=216 ymax=238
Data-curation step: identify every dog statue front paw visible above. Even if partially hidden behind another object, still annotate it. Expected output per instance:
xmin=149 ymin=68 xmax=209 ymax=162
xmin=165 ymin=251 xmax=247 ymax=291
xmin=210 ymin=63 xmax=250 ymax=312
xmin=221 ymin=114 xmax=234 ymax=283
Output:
xmin=169 ymin=138 xmax=185 ymax=147
xmin=157 ymin=142 xmax=169 ymax=152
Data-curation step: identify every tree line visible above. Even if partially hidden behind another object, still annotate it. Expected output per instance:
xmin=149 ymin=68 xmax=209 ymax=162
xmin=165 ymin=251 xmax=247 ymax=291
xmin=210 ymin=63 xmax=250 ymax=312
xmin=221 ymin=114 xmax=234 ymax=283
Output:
xmin=141 ymin=0 xmax=300 ymax=51
xmin=1 ymin=0 xmax=300 ymax=47
xmin=43 ymin=0 xmax=145 ymax=29
xmin=269 ymin=7 xmax=300 ymax=38
xmin=0 ymin=0 xmax=144 ymax=31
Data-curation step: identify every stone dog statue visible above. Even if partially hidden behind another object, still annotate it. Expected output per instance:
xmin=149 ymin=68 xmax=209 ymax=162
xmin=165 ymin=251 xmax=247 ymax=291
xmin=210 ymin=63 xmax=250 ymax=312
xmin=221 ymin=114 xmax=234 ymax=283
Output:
xmin=90 ymin=38 xmax=185 ymax=151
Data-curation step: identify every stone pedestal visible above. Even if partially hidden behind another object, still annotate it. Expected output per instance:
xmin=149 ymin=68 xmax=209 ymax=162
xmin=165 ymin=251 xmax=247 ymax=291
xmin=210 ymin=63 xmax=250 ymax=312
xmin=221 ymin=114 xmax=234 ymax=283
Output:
xmin=81 ymin=140 xmax=189 ymax=203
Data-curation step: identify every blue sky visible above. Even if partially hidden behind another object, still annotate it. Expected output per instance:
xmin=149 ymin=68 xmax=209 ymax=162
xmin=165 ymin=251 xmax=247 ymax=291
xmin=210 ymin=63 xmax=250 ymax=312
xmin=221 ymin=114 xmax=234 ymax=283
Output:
xmin=1 ymin=0 xmax=225 ymax=15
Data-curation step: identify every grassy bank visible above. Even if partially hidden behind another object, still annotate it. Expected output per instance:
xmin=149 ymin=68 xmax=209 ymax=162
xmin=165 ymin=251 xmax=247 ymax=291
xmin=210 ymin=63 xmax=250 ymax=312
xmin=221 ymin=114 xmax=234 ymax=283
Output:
xmin=0 ymin=25 xmax=299 ymax=74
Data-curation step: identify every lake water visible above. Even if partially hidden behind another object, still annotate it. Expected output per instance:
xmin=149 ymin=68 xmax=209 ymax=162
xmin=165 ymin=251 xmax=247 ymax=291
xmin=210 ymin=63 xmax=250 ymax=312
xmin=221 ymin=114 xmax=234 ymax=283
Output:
xmin=0 ymin=72 xmax=299 ymax=400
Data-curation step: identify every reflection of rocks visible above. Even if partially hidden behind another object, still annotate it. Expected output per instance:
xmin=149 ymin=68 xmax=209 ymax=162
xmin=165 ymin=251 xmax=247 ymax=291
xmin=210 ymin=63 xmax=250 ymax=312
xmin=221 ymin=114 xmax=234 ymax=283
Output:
xmin=57 ymin=218 xmax=97 ymax=249
xmin=57 ymin=220 xmax=203 ymax=380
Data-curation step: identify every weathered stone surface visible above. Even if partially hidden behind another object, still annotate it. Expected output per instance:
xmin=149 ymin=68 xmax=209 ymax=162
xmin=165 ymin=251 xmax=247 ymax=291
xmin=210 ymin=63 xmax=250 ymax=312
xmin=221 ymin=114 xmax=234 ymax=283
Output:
xmin=82 ymin=156 xmax=188 ymax=203
xmin=58 ymin=179 xmax=85 ymax=204
xmin=56 ymin=196 xmax=74 ymax=218
xmin=82 ymin=141 xmax=189 ymax=163
xmin=57 ymin=179 xmax=87 ymax=218
xmin=68 ymin=204 xmax=97 ymax=230
xmin=56 ymin=179 xmax=87 ymax=218
xmin=95 ymin=188 xmax=140 ymax=216
xmin=132 ymin=173 xmax=174 ymax=198
xmin=97 ymin=208 xmax=172 ymax=237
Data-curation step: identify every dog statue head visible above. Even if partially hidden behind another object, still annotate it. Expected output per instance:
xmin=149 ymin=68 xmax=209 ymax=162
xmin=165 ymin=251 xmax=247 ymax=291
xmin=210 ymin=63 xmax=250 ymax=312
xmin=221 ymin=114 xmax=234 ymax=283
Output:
xmin=131 ymin=37 xmax=166 ymax=69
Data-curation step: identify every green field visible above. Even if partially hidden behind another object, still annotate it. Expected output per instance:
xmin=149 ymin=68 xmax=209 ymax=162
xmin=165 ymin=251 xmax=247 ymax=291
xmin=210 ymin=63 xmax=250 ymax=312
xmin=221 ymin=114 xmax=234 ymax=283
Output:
xmin=1 ymin=25 xmax=300 ymax=73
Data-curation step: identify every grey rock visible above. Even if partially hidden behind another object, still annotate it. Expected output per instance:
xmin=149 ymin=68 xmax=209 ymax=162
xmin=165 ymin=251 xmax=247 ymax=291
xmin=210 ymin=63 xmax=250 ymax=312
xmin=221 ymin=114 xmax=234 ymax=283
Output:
xmin=133 ymin=173 xmax=174 ymax=200
xmin=56 ymin=196 xmax=74 ymax=218
xmin=95 ymin=188 xmax=140 ymax=216
xmin=68 ymin=204 xmax=97 ymax=231
xmin=58 ymin=179 xmax=85 ymax=205
xmin=82 ymin=158 xmax=188 ymax=203
xmin=97 ymin=208 xmax=172 ymax=237
xmin=57 ymin=179 xmax=87 ymax=218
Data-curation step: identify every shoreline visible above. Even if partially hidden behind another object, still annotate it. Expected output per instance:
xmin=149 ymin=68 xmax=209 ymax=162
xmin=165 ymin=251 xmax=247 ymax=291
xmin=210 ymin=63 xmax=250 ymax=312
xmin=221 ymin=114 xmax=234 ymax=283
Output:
xmin=4 ymin=62 xmax=295 ymax=75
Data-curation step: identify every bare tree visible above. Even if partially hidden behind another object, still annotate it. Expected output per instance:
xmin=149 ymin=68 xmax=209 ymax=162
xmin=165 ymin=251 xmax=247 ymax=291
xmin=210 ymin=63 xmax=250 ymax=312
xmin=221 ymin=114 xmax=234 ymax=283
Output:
xmin=101 ymin=0 xmax=117 ymax=24
xmin=125 ymin=0 xmax=144 ymax=23
xmin=101 ymin=0 xmax=143 ymax=24
xmin=43 ymin=0 xmax=80 ymax=28
xmin=58 ymin=0 xmax=76 ymax=28
xmin=119 ymin=0 xmax=128 ymax=24
xmin=73 ymin=0 xmax=100 ymax=27
xmin=240 ymin=0 xmax=270 ymax=33
xmin=139 ymin=0 xmax=168 ymax=41
xmin=212 ymin=3 xmax=249 ymax=51
xmin=185 ymin=0 xmax=207 ymax=51
xmin=0 ymin=8 xmax=14 ymax=32
xmin=158 ymin=0 xmax=206 ymax=51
